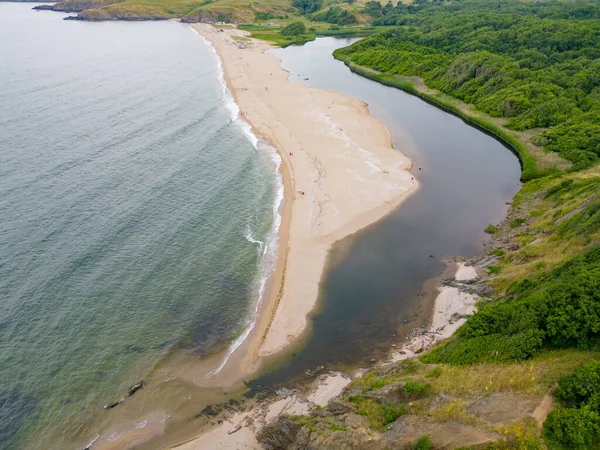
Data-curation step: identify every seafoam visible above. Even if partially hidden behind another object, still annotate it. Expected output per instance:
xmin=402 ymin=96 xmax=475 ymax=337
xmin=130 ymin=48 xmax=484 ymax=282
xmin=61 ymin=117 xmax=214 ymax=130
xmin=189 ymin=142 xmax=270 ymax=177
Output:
xmin=188 ymin=25 xmax=284 ymax=375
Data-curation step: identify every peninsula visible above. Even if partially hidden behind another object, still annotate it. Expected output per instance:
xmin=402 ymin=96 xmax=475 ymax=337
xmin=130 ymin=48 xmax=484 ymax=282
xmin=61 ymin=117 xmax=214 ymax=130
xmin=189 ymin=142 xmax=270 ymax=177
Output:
xmin=191 ymin=24 xmax=417 ymax=381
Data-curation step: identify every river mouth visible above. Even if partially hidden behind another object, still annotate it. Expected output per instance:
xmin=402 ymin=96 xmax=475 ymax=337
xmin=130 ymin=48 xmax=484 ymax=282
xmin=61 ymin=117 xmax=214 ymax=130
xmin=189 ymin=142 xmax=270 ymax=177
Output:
xmin=125 ymin=36 xmax=521 ymax=449
xmin=245 ymin=36 xmax=522 ymax=389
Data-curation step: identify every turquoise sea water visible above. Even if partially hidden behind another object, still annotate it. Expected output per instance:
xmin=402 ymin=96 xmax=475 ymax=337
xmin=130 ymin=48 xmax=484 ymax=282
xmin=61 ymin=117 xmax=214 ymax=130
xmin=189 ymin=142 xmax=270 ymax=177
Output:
xmin=0 ymin=5 xmax=281 ymax=448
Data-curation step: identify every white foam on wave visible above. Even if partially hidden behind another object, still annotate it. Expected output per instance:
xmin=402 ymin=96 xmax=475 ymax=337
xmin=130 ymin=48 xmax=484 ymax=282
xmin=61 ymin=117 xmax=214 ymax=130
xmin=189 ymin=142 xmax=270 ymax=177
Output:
xmin=244 ymin=224 xmax=265 ymax=255
xmin=84 ymin=434 xmax=99 ymax=449
xmin=209 ymin=142 xmax=283 ymax=377
xmin=188 ymin=26 xmax=284 ymax=377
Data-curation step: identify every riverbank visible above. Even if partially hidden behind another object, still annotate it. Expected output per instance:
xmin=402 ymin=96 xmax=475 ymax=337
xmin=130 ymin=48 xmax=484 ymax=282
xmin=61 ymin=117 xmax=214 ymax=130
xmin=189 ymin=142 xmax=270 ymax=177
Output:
xmin=190 ymin=24 xmax=417 ymax=384
xmin=332 ymin=59 xmax=568 ymax=182
xmin=166 ymin=260 xmax=481 ymax=449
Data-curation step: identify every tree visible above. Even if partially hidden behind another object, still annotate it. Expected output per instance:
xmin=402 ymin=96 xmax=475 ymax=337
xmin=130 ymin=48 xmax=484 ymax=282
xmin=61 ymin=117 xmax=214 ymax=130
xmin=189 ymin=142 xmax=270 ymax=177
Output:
xmin=280 ymin=21 xmax=306 ymax=36
xmin=291 ymin=0 xmax=321 ymax=15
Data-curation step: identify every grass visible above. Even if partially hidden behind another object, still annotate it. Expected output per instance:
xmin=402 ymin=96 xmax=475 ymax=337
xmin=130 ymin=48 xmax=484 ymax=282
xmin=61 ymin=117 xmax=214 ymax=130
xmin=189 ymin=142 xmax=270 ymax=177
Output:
xmin=487 ymin=165 xmax=600 ymax=293
xmin=310 ymin=350 xmax=599 ymax=443
xmin=348 ymin=360 xmax=420 ymax=390
xmin=429 ymin=399 xmax=480 ymax=425
xmin=348 ymin=395 xmax=407 ymax=429
xmin=430 ymin=350 xmax=600 ymax=397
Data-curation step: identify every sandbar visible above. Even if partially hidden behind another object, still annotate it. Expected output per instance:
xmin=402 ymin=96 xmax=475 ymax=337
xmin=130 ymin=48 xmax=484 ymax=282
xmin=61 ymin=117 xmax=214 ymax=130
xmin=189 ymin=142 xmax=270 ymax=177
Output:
xmin=191 ymin=24 xmax=417 ymax=379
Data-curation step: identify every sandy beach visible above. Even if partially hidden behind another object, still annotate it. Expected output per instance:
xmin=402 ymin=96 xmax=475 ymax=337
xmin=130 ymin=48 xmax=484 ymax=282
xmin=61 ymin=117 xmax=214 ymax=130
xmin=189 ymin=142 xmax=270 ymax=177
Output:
xmin=190 ymin=24 xmax=417 ymax=381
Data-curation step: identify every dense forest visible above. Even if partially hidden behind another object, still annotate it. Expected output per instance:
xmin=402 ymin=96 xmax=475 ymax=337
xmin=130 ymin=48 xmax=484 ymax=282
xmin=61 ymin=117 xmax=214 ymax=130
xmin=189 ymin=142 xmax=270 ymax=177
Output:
xmin=336 ymin=0 xmax=600 ymax=169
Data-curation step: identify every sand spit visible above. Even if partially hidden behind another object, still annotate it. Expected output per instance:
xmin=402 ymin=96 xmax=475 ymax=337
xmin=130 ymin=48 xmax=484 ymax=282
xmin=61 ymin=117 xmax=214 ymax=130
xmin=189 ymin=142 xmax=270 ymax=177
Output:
xmin=190 ymin=24 xmax=417 ymax=377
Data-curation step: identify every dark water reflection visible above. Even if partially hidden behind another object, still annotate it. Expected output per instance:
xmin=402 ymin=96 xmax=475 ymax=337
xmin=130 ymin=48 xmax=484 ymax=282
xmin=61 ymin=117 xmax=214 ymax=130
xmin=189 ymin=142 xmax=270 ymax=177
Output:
xmin=251 ymin=37 xmax=521 ymax=386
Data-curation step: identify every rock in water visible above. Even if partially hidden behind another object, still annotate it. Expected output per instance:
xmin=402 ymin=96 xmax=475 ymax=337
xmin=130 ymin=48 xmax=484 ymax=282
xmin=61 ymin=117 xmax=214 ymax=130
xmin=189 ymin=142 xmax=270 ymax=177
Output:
xmin=103 ymin=398 xmax=124 ymax=409
xmin=128 ymin=380 xmax=146 ymax=396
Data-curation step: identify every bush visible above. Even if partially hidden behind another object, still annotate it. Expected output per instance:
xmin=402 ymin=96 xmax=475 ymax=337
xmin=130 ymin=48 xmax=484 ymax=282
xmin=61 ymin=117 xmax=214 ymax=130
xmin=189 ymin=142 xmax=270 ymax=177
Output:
xmin=488 ymin=265 xmax=501 ymax=275
xmin=554 ymin=362 xmax=600 ymax=409
xmin=543 ymin=406 xmax=600 ymax=450
xmin=404 ymin=381 xmax=431 ymax=397
xmin=254 ymin=11 xmax=275 ymax=21
xmin=280 ymin=21 xmax=306 ymax=36
xmin=484 ymin=223 xmax=497 ymax=234
xmin=292 ymin=0 xmax=321 ymax=14
xmin=414 ymin=435 xmax=432 ymax=450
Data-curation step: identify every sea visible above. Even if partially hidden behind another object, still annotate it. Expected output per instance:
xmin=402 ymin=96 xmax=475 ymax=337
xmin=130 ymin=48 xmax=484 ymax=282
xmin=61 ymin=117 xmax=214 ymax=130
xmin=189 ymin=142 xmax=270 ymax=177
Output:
xmin=0 ymin=4 xmax=282 ymax=448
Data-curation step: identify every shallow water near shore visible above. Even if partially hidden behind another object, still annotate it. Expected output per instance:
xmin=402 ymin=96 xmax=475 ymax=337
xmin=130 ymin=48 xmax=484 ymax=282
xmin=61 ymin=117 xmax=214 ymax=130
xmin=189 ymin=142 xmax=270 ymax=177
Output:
xmin=249 ymin=37 xmax=522 ymax=386
xmin=0 ymin=5 xmax=281 ymax=448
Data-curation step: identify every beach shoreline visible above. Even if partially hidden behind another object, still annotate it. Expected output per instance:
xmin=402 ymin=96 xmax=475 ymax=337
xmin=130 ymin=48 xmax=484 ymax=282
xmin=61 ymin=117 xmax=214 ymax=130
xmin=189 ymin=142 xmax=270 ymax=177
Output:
xmin=188 ymin=24 xmax=418 ymax=385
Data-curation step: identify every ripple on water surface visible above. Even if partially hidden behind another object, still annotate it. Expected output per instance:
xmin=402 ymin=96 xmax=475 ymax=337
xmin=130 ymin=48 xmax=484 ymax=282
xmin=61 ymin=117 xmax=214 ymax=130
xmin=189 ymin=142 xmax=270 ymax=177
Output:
xmin=0 ymin=4 xmax=280 ymax=448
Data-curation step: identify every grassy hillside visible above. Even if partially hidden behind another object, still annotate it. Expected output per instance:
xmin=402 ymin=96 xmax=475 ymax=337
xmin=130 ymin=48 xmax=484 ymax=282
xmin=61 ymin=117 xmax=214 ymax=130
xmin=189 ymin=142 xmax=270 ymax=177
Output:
xmin=43 ymin=0 xmax=380 ymax=24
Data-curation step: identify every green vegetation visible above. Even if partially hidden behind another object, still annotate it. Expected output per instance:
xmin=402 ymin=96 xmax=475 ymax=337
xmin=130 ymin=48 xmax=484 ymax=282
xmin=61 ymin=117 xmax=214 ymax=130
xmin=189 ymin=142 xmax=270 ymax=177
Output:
xmin=291 ymin=0 xmax=321 ymax=15
xmin=424 ymin=366 xmax=442 ymax=378
xmin=543 ymin=362 xmax=600 ymax=449
xmin=349 ymin=395 xmax=407 ymax=429
xmin=484 ymin=223 xmax=498 ymax=234
xmin=270 ymin=351 xmax=600 ymax=449
xmin=414 ymin=435 xmax=431 ymax=450
xmin=280 ymin=20 xmax=305 ymax=36
xmin=311 ymin=6 xmax=358 ymax=25
xmin=335 ymin=0 xmax=600 ymax=173
xmin=423 ymin=245 xmax=600 ymax=365
xmin=239 ymin=23 xmax=387 ymax=47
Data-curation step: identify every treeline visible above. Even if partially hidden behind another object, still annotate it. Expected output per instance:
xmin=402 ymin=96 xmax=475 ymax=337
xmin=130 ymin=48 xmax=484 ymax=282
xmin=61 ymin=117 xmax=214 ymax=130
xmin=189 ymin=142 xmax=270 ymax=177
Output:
xmin=312 ymin=6 xmax=357 ymax=25
xmin=336 ymin=0 xmax=600 ymax=169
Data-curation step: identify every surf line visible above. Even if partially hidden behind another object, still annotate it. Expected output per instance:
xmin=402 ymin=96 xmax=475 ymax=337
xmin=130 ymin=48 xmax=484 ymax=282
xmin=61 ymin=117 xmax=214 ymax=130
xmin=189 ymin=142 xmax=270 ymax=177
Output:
xmin=188 ymin=25 xmax=285 ymax=377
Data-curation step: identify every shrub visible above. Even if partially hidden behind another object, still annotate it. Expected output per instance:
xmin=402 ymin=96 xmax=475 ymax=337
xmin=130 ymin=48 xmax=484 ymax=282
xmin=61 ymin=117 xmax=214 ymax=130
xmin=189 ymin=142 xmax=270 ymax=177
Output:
xmin=414 ymin=435 xmax=432 ymax=450
xmin=488 ymin=265 xmax=501 ymax=275
xmin=292 ymin=0 xmax=321 ymax=14
xmin=510 ymin=218 xmax=527 ymax=228
xmin=312 ymin=6 xmax=358 ymax=25
xmin=543 ymin=406 xmax=600 ymax=450
xmin=404 ymin=381 xmax=431 ymax=397
xmin=484 ymin=223 xmax=497 ymax=234
xmin=280 ymin=21 xmax=306 ymax=36
xmin=554 ymin=362 xmax=600 ymax=409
